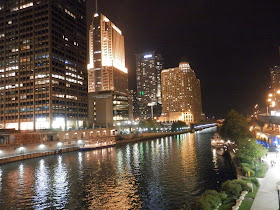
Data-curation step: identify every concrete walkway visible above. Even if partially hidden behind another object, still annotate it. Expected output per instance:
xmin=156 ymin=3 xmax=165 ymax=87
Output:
xmin=251 ymin=152 xmax=280 ymax=210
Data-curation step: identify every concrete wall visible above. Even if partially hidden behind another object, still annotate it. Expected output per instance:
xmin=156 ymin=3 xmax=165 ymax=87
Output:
xmin=0 ymin=140 xmax=79 ymax=158
xmin=57 ymin=128 xmax=117 ymax=142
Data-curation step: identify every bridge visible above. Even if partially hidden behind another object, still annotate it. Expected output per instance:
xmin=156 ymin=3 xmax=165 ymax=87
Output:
xmin=190 ymin=123 xmax=217 ymax=131
xmin=258 ymin=114 xmax=280 ymax=125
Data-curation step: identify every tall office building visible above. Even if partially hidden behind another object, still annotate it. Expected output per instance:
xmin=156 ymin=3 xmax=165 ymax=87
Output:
xmin=159 ymin=62 xmax=204 ymax=123
xmin=135 ymin=52 xmax=163 ymax=119
xmin=268 ymin=66 xmax=280 ymax=112
xmin=0 ymin=0 xmax=88 ymax=130
xmin=88 ymin=13 xmax=129 ymax=128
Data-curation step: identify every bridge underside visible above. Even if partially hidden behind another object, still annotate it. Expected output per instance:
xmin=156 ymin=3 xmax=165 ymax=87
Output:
xmin=258 ymin=114 xmax=280 ymax=125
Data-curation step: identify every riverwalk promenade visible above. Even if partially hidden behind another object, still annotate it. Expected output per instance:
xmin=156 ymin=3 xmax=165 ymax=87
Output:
xmin=251 ymin=152 xmax=280 ymax=210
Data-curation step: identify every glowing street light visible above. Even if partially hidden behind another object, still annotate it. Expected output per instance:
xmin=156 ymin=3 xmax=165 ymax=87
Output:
xmin=38 ymin=144 xmax=45 ymax=149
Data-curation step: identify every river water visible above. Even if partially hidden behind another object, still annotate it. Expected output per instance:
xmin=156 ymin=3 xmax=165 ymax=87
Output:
xmin=0 ymin=127 xmax=235 ymax=209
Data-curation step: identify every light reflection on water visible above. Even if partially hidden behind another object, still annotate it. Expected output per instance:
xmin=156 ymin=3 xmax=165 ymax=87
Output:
xmin=0 ymin=127 xmax=235 ymax=209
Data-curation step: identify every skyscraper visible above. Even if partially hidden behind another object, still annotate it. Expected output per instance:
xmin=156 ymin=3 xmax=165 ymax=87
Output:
xmin=268 ymin=66 xmax=280 ymax=112
xmin=88 ymin=12 xmax=129 ymax=128
xmin=159 ymin=62 xmax=204 ymax=123
xmin=135 ymin=52 xmax=163 ymax=119
xmin=0 ymin=0 xmax=88 ymax=130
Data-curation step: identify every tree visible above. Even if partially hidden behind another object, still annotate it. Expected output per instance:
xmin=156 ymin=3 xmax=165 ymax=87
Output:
xmin=171 ymin=121 xmax=187 ymax=131
xmin=139 ymin=119 xmax=161 ymax=132
xmin=236 ymin=139 xmax=268 ymax=164
xmin=220 ymin=110 xmax=251 ymax=144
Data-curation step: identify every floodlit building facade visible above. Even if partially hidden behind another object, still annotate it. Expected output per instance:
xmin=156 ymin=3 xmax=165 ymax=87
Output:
xmin=0 ymin=0 xmax=88 ymax=130
xmin=88 ymin=13 xmax=129 ymax=128
xmin=159 ymin=62 xmax=204 ymax=124
xmin=135 ymin=52 xmax=163 ymax=119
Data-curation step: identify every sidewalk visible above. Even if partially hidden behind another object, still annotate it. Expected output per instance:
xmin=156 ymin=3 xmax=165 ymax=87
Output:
xmin=251 ymin=152 xmax=280 ymax=210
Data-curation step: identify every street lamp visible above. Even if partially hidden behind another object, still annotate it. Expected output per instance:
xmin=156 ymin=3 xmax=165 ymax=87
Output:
xmin=276 ymin=185 xmax=280 ymax=210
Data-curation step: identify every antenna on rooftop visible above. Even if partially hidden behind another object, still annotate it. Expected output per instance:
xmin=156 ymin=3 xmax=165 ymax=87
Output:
xmin=95 ymin=0 xmax=98 ymax=13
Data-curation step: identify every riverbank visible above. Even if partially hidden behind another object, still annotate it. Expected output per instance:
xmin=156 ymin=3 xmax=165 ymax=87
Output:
xmin=227 ymin=143 xmax=243 ymax=179
xmin=0 ymin=125 xmax=217 ymax=165
xmin=0 ymin=130 xmax=190 ymax=165
xmin=116 ymin=130 xmax=190 ymax=144
xmin=0 ymin=147 xmax=79 ymax=165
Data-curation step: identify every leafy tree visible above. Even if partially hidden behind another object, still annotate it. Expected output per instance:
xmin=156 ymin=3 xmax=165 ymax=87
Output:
xmin=236 ymin=139 xmax=268 ymax=164
xmin=171 ymin=121 xmax=187 ymax=131
xmin=220 ymin=110 xmax=251 ymax=144
xmin=138 ymin=119 xmax=161 ymax=132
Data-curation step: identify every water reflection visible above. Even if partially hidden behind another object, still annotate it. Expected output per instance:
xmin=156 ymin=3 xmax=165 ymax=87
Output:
xmin=0 ymin=128 xmax=235 ymax=209
xmin=53 ymin=156 xmax=69 ymax=209
xmin=33 ymin=159 xmax=50 ymax=209
xmin=0 ymin=168 xmax=2 ymax=192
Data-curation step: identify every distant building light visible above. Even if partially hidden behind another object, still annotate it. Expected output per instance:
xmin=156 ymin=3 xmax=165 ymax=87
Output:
xmin=144 ymin=54 xmax=153 ymax=59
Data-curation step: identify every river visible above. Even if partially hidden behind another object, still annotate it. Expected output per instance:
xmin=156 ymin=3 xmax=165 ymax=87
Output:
xmin=0 ymin=127 xmax=235 ymax=209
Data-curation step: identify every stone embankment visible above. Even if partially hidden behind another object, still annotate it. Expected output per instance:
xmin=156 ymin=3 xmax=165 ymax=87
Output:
xmin=116 ymin=130 xmax=190 ymax=144
xmin=0 ymin=124 xmax=217 ymax=165
xmin=0 ymin=147 xmax=79 ymax=165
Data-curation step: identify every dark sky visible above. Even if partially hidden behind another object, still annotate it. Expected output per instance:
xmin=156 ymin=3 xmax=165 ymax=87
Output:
xmin=87 ymin=0 xmax=280 ymax=118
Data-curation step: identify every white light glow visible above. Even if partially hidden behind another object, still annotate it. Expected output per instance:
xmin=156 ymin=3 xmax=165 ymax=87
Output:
xmin=39 ymin=144 xmax=45 ymax=149
xmin=52 ymin=118 xmax=65 ymax=129
xmin=144 ymin=54 xmax=153 ymax=59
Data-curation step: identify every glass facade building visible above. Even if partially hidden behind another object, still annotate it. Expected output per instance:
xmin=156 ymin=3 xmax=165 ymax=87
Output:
xmin=135 ymin=52 xmax=163 ymax=119
xmin=0 ymin=0 xmax=88 ymax=130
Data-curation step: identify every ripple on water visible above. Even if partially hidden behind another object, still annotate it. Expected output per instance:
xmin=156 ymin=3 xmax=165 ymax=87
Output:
xmin=0 ymin=128 xmax=235 ymax=209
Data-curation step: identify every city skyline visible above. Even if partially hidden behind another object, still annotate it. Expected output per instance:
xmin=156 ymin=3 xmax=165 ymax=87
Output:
xmin=87 ymin=0 xmax=280 ymax=117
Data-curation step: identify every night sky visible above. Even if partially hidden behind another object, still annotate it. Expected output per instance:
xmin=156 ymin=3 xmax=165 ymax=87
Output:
xmin=87 ymin=0 xmax=280 ymax=118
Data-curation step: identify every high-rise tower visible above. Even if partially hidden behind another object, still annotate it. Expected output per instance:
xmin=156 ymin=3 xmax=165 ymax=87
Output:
xmin=135 ymin=52 xmax=163 ymax=119
xmin=88 ymin=13 xmax=129 ymax=128
xmin=268 ymin=66 xmax=280 ymax=112
xmin=160 ymin=62 xmax=204 ymax=123
xmin=0 ymin=0 xmax=88 ymax=130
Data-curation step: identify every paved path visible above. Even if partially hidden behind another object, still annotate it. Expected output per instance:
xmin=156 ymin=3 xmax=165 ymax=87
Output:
xmin=251 ymin=152 xmax=280 ymax=210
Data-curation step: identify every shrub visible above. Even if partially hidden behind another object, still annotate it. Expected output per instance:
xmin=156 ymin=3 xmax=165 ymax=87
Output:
xmin=219 ymin=191 xmax=228 ymax=201
xmin=221 ymin=180 xmax=242 ymax=199
xmin=193 ymin=190 xmax=221 ymax=210
xmin=242 ymin=177 xmax=260 ymax=187
xmin=194 ymin=198 xmax=211 ymax=210
xmin=241 ymin=162 xmax=254 ymax=169
xmin=255 ymin=163 xmax=267 ymax=178
xmin=242 ymin=166 xmax=255 ymax=177
xmin=231 ymin=179 xmax=250 ymax=191
xmin=250 ymin=178 xmax=260 ymax=187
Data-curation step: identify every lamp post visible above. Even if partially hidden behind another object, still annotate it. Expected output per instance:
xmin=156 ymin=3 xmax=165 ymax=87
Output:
xmin=277 ymin=185 xmax=280 ymax=210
